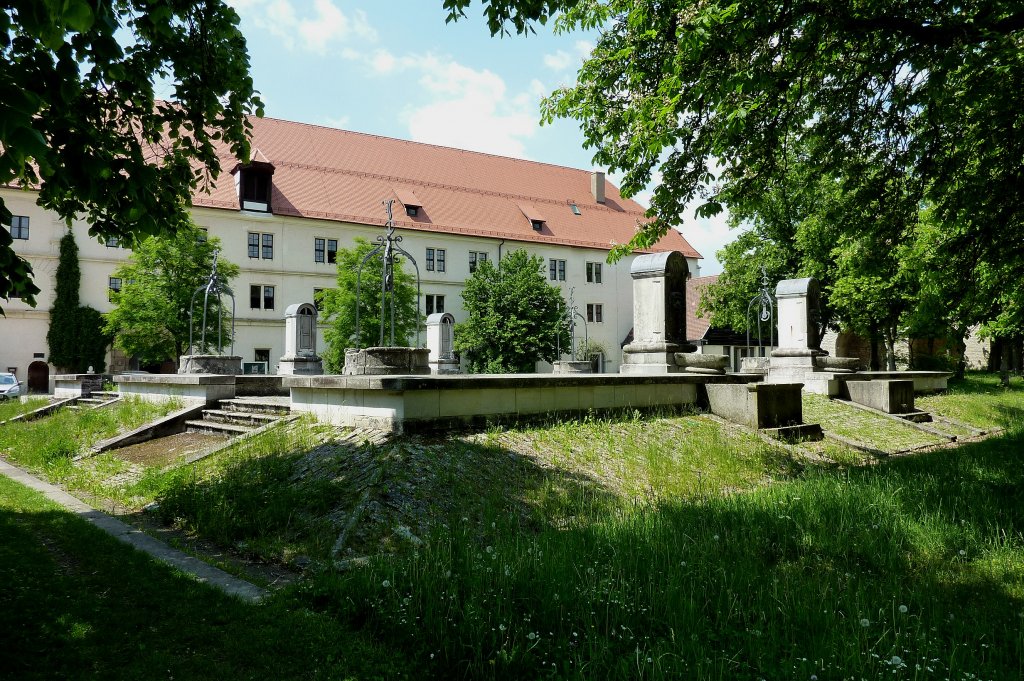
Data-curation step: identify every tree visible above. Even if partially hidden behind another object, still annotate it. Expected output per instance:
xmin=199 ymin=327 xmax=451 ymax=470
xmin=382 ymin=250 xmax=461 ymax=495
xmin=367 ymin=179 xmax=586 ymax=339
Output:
xmin=46 ymin=230 xmax=110 ymax=372
xmin=455 ymin=249 xmax=569 ymax=373
xmin=104 ymin=222 xmax=239 ymax=366
xmin=534 ymin=1 xmax=1024 ymax=274
xmin=1 ymin=0 xmax=261 ymax=310
xmin=320 ymin=238 xmax=419 ymax=373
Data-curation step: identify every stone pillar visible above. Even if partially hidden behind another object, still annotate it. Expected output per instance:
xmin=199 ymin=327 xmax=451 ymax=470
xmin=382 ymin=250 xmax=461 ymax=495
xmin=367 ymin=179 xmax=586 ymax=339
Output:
xmin=773 ymin=277 xmax=822 ymax=354
xmin=621 ymin=251 xmax=696 ymax=374
xmin=278 ymin=303 xmax=324 ymax=375
xmin=426 ymin=312 xmax=460 ymax=374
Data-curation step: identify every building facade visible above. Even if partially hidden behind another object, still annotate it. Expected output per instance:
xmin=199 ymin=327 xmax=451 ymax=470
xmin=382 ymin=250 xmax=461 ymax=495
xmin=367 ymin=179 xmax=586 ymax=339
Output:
xmin=2 ymin=116 xmax=701 ymax=389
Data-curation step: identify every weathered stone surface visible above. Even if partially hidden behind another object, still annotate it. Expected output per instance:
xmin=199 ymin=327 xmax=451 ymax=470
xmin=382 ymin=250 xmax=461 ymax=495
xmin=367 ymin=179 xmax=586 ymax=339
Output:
xmin=843 ymin=379 xmax=916 ymax=413
xmin=115 ymin=373 xmax=236 ymax=404
xmin=53 ymin=373 xmax=103 ymax=398
xmin=816 ymin=356 xmax=861 ymax=372
xmin=343 ymin=347 xmax=430 ymax=376
xmin=706 ymin=382 xmax=805 ymax=429
xmin=277 ymin=357 xmax=324 ymax=376
xmin=178 ymin=354 xmax=242 ymax=375
xmin=740 ymin=357 xmax=769 ymax=375
xmin=674 ymin=352 xmax=728 ymax=374
xmin=552 ymin=360 xmax=592 ymax=374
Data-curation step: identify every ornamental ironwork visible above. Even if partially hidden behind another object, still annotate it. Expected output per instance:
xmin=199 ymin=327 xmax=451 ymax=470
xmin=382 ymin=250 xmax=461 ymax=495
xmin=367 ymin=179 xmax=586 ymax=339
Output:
xmin=188 ymin=249 xmax=236 ymax=355
xmin=746 ymin=265 xmax=775 ymax=350
xmin=354 ymin=199 xmax=422 ymax=348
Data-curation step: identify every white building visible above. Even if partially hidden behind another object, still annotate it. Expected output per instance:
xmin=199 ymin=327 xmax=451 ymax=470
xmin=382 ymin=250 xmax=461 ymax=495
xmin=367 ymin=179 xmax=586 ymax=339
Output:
xmin=2 ymin=116 xmax=701 ymax=391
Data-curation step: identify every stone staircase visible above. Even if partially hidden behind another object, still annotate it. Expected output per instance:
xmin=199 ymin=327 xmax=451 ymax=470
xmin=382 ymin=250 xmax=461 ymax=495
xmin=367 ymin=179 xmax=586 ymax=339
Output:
xmin=67 ymin=390 xmax=121 ymax=411
xmin=185 ymin=397 xmax=291 ymax=437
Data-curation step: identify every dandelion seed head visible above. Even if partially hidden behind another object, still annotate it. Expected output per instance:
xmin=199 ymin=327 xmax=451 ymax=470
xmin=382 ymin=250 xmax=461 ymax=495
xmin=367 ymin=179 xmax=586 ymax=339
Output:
xmin=860 ymin=618 xmax=870 ymax=627
xmin=899 ymin=604 xmax=908 ymax=614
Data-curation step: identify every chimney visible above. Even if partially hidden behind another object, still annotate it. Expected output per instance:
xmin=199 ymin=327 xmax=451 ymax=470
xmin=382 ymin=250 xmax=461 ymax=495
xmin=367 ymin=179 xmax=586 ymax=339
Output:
xmin=591 ymin=170 xmax=606 ymax=204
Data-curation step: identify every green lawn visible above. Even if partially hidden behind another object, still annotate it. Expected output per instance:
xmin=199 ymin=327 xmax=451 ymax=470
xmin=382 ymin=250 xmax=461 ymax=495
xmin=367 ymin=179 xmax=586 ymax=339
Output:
xmin=1 ymin=374 xmax=1022 ymax=679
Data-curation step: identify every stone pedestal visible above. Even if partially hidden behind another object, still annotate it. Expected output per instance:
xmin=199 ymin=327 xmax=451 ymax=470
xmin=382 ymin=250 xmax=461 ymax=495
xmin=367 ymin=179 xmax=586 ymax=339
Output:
xmin=844 ymin=379 xmax=916 ymax=414
xmin=278 ymin=356 xmax=324 ymax=375
xmin=343 ymin=347 xmax=430 ymax=376
xmin=621 ymin=342 xmax=693 ymax=374
xmin=178 ymin=354 xmax=242 ymax=375
xmin=53 ymin=373 xmax=103 ymax=398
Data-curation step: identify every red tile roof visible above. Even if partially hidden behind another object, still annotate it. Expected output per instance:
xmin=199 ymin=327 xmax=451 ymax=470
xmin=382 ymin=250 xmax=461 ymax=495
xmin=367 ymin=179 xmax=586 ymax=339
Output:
xmin=687 ymin=274 xmax=718 ymax=340
xmin=193 ymin=116 xmax=701 ymax=258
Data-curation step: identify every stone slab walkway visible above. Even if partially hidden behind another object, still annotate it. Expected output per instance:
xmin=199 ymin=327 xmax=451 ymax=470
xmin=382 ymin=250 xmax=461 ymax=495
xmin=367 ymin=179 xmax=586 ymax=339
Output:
xmin=0 ymin=458 xmax=266 ymax=603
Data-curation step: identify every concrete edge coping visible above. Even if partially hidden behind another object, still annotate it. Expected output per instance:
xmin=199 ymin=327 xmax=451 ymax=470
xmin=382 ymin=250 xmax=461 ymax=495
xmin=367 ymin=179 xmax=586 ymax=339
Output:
xmin=0 ymin=458 xmax=266 ymax=603
xmin=834 ymin=398 xmax=956 ymax=442
xmin=87 ymin=403 xmax=209 ymax=455
xmin=0 ymin=396 xmax=79 ymax=425
xmin=283 ymin=372 xmax=753 ymax=391
xmin=115 ymin=374 xmax=236 ymax=385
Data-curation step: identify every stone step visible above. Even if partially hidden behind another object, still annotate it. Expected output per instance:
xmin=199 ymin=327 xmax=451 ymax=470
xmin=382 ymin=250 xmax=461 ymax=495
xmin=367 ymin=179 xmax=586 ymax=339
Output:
xmin=893 ymin=411 xmax=933 ymax=424
xmin=77 ymin=397 xmax=111 ymax=405
xmin=184 ymin=419 xmax=254 ymax=436
xmin=218 ymin=398 xmax=291 ymax=416
xmin=90 ymin=391 xmax=120 ymax=399
xmin=201 ymin=409 xmax=280 ymax=427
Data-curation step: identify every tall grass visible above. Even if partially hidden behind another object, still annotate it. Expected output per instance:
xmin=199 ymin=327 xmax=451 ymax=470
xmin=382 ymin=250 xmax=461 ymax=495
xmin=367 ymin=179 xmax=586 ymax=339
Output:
xmin=295 ymin=417 xmax=1024 ymax=680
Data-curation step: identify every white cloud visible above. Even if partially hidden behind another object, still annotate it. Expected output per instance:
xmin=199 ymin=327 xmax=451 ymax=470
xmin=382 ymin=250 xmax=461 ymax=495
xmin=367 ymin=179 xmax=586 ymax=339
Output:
xmin=320 ymin=114 xmax=351 ymax=129
xmin=543 ymin=50 xmax=571 ymax=71
xmin=403 ymin=57 xmax=538 ymax=158
xmin=235 ymin=0 xmax=377 ymax=54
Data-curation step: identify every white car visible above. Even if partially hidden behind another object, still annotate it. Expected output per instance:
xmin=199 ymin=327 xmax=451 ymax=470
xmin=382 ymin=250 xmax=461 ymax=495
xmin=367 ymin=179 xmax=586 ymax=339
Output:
xmin=0 ymin=373 xmax=21 ymax=400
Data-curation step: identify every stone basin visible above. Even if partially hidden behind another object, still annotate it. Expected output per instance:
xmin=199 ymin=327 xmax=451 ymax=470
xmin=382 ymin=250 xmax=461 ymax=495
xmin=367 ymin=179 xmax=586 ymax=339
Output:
xmin=674 ymin=352 xmax=729 ymax=374
xmin=343 ymin=347 xmax=430 ymax=376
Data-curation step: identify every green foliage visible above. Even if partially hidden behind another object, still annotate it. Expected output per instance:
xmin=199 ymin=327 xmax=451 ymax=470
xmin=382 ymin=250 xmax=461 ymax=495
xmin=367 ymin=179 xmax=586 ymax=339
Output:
xmin=103 ymin=222 xmax=239 ymax=365
xmin=0 ymin=0 xmax=262 ymax=310
xmin=45 ymin=230 xmax=111 ymax=372
xmin=320 ymin=238 xmax=419 ymax=373
xmin=455 ymin=249 xmax=569 ymax=373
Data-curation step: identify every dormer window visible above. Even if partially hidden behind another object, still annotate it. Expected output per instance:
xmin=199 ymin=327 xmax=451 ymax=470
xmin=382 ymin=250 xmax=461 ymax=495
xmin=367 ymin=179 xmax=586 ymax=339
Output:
xmin=518 ymin=202 xmax=547 ymax=232
xmin=231 ymin=153 xmax=275 ymax=213
xmin=394 ymin=187 xmax=423 ymax=218
xmin=531 ymin=220 xmax=544 ymax=231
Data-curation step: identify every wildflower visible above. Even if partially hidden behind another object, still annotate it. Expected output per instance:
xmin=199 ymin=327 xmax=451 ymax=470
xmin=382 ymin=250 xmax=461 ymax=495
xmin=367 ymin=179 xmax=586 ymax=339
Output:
xmin=859 ymin=618 xmax=870 ymax=627
xmin=382 ymin=580 xmax=391 ymax=588
xmin=899 ymin=605 xmax=908 ymax=614
xmin=959 ymin=549 xmax=967 ymax=556
xmin=713 ymin=534 xmax=720 ymax=541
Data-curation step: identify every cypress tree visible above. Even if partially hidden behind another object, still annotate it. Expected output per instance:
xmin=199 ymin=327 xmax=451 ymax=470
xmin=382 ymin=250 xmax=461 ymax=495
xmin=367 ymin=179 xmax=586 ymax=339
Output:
xmin=46 ymin=230 xmax=109 ymax=372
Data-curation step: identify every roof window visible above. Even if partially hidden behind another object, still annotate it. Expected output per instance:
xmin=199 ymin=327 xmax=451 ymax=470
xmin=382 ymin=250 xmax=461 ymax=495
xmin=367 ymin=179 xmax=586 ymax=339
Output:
xmin=570 ymin=203 xmax=581 ymax=216
xmin=531 ymin=219 xmax=544 ymax=231
xmin=231 ymin=153 xmax=275 ymax=213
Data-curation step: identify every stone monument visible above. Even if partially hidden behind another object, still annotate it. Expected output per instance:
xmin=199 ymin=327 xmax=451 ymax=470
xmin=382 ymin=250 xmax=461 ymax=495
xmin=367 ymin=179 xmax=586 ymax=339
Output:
xmin=278 ymin=303 xmax=324 ymax=375
xmin=621 ymin=251 xmax=727 ymax=374
xmin=765 ymin=277 xmax=859 ymax=391
xmin=425 ymin=312 xmax=459 ymax=374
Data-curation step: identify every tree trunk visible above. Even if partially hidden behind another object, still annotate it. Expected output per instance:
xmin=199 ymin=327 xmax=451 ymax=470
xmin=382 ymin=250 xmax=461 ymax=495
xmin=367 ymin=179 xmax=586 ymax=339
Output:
xmin=1000 ymin=340 xmax=1011 ymax=387
xmin=952 ymin=325 xmax=967 ymax=380
xmin=884 ymin=326 xmax=898 ymax=371
xmin=869 ymin=320 xmax=881 ymax=371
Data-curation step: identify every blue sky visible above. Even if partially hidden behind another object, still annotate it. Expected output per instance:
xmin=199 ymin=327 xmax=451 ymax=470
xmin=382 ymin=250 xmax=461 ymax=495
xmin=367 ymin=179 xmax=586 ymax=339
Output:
xmin=217 ymin=0 xmax=733 ymax=273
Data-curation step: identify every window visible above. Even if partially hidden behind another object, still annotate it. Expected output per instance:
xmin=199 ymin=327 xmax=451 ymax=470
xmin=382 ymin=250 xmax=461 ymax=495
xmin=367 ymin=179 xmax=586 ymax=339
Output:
xmin=8 ymin=215 xmax=29 ymax=240
xmin=549 ymin=259 xmax=566 ymax=281
xmin=241 ymin=171 xmax=270 ymax=211
xmin=196 ymin=228 xmax=208 ymax=243
xmin=250 ymin=284 xmax=275 ymax=310
xmin=586 ymin=262 xmax=603 ymax=284
xmin=314 ymin=238 xmax=337 ymax=264
xmin=587 ymin=303 xmax=604 ymax=323
xmin=314 ymin=238 xmax=325 ymax=263
xmin=426 ymin=247 xmax=446 ymax=273
xmin=531 ymin=219 xmax=544 ymax=231
xmin=313 ymin=288 xmax=325 ymax=311
xmin=248 ymin=232 xmax=273 ymax=259
xmin=570 ymin=203 xmax=581 ymax=216
xmin=108 ymin=277 xmax=122 ymax=302
xmin=254 ymin=348 xmax=270 ymax=364
xmin=105 ymin=236 xmax=121 ymax=248
xmin=406 ymin=206 xmax=419 ymax=217
xmin=469 ymin=251 xmax=488 ymax=273
xmin=425 ymin=294 xmax=445 ymax=315
xmin=327 ymin=239 xmax=337 ymax=264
